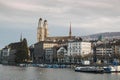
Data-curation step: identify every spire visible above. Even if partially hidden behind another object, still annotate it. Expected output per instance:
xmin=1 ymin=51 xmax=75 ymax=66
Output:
xmin=20 ymin=33 xmax=22 ymax=42
xmin=43 ymin=20 xmax=48 ymax=29
xmin=43 ymin=20 xmax=48 ymax=38
xmin=38 ymin=18 xmax=42 ymax=28
xmin=69 ymin=22 xmax=72 ymax=37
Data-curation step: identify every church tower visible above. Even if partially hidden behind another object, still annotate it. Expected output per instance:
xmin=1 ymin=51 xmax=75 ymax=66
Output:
xmin=20 ymin=33 xmax=23 ymax=42
xmin=37 ymin=18 xmax=45 ymax=42
xmin=43 ymin=20 xmax=48 ymax=39
xmin=37 ymin=18 xmax=49 ymax=42
xmin=69 ymin=22 xmax=72 ymax=37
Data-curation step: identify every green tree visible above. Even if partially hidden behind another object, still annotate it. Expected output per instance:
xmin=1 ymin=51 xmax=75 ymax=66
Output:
xmin=22 ymin=38 xmax=29 ymax=60
xmin=15 ymin=38 xmax=29 ymax=63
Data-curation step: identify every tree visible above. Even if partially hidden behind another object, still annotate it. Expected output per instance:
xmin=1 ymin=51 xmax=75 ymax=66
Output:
xmin=15 ymin=38 xmax=29 ymax=63
xmin=22 ymin=38 xmax=29 ymax=61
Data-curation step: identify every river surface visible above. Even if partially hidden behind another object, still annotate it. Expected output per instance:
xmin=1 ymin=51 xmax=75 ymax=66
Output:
xmin=0 ymin=64 xmax=120 ymax=80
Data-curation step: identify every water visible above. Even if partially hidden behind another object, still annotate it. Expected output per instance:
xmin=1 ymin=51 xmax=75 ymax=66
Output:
xmin=0 ymin=64 xmax=120 ymax=80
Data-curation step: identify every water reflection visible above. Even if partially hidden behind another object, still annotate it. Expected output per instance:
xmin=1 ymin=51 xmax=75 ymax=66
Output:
xmin=0 ymin=65 xmax=120 ymax=80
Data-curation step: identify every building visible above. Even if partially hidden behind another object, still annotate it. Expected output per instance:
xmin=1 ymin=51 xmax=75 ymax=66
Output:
xmin=57 ymin=46 xmax=68 ymax=63
xmin=43 ymin=45 xmax=67 ymax=63
xmin=1 ymin=47 xmax=10 ymax=64
xmin=111 ymin=40 xmax=120 ymax=63
xmin=114 ymin=40 xmax=120 ymax=54
xmin=67 ymin=41 xmax=91 ymax=56
xmin=95 ymin=43 xmax=113 ymax=56
xmin=37 ymin=18 xmax=48 ymax=41
xmin=35 ymin=18 xmax=83 ymax=63
xmin=34 ymin=41 xmax=58 ymax=63
xmin=1 ymin=38 xmax=29 ymax=64
xmin=37 ymin=18 xmax=77 ymax=42
xmin=45 ymin=48 xmax=54 ymax=63
xmin=29 ymin=45 xmax=34 ymax=60
xmin=1 ymin=42 xmax=21 ymax=64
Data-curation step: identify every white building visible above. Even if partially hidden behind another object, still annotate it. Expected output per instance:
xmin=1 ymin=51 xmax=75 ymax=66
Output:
xmin=57 ymin=46 xmax=67 ymax=56
xmin=67 ymin=41 xmax=91 ymax=56
xmin=57 ymin=46 xmax=68 ymax=63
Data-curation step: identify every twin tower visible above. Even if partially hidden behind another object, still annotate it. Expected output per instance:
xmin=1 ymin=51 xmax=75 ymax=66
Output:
xmin=37 ymin=18 xmax=72 ymax=42
xmin=37 ymin=18 xmax=48 ymax=42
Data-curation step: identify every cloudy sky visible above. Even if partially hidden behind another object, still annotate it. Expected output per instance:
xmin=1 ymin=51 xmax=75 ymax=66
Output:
xmin=0 ymin=0 xmax=120 ymax=48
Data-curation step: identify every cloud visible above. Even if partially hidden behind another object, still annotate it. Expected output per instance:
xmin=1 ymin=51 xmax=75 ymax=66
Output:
xmin=0 ymin=0 xmax=120 ymax=29
xmin=0 ymin=0 xmax=120 ymax=48
xmin=0 ymin=0 xmax=40 ymax=12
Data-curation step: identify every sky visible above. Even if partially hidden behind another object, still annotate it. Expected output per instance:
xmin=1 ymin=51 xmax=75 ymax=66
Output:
xmin=0 ymin=0 xmax=120 ymax=49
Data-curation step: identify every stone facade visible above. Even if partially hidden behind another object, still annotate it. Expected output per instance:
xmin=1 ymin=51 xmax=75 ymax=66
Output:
xmin=37 ymin=18 xmax=48 ymax=42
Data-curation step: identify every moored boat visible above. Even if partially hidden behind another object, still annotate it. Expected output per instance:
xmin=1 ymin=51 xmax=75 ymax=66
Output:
xmin=103 ymin=65 xmax=120 ymax=73
xmin=75 ymin=66 xmax=104 ymax=73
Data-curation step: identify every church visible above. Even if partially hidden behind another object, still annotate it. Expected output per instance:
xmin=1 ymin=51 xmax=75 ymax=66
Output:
xmin=37 ymin=18 xmax=78 ymax=43
xmin=34 ymin=18 xmax=82 ymax=63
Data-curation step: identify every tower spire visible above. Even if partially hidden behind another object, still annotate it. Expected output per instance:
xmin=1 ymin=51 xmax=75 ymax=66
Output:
xmin=20 ymin=33 xmax=22 ymax=42
xmin=38 ymin=18 xmax=42 ymax=28
xmin=69 ymin=22 xmax=72 ymax=37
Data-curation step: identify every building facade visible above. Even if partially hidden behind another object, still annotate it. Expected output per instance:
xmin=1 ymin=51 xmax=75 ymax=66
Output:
xmin=1 ymin=45 xmax=17 ymax=64
xmin=1 ymin=47 xmax=10 ymax=64
xmin=34 ymin=41 xmax=58 ymax=63
xmin=57 ymin=46 xmax=68 ymax=63
xmin=115 ymin=45 xmax=120 ymax=54
xmin=67 ymin=41 xmax=91 ymax=56
xmin=96 ymin=43 xmax=113 ymax=56
xmin=45 ymin=48 xmax=54 ymax=63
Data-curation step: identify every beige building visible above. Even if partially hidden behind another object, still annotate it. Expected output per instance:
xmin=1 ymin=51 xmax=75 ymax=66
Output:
xmin=37 ymin=18 xmax=48 ymax=42
xmin=115 ymin=46 xmax=120 ymax=54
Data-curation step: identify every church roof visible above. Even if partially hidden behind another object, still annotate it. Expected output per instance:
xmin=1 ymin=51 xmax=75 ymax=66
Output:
xmin=34 ymin=41 xmax=58 ymax=45
xmin=46 ymin=36 xmax=75 ymax=39
xmin=8 ymin=42 xmax=23 ymax=49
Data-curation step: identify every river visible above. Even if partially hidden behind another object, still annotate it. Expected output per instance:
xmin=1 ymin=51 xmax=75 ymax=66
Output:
xmin=0 ymin=64 xmax=120 ymax=80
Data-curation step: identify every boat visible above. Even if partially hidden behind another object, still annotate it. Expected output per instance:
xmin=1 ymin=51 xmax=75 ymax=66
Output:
xmin=19 ymin=64 xmax=27 ymax=67
xmin=75 ymin=66 xmax=104 ymax=73
xmin=103 ymin=66 xmax=111 ymax=73
xmin=103 ymin=65 xmax=120 ymax=73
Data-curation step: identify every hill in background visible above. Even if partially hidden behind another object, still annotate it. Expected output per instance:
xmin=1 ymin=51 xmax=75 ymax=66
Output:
xmin=81 ymin=32 xmax=120 ymax=41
